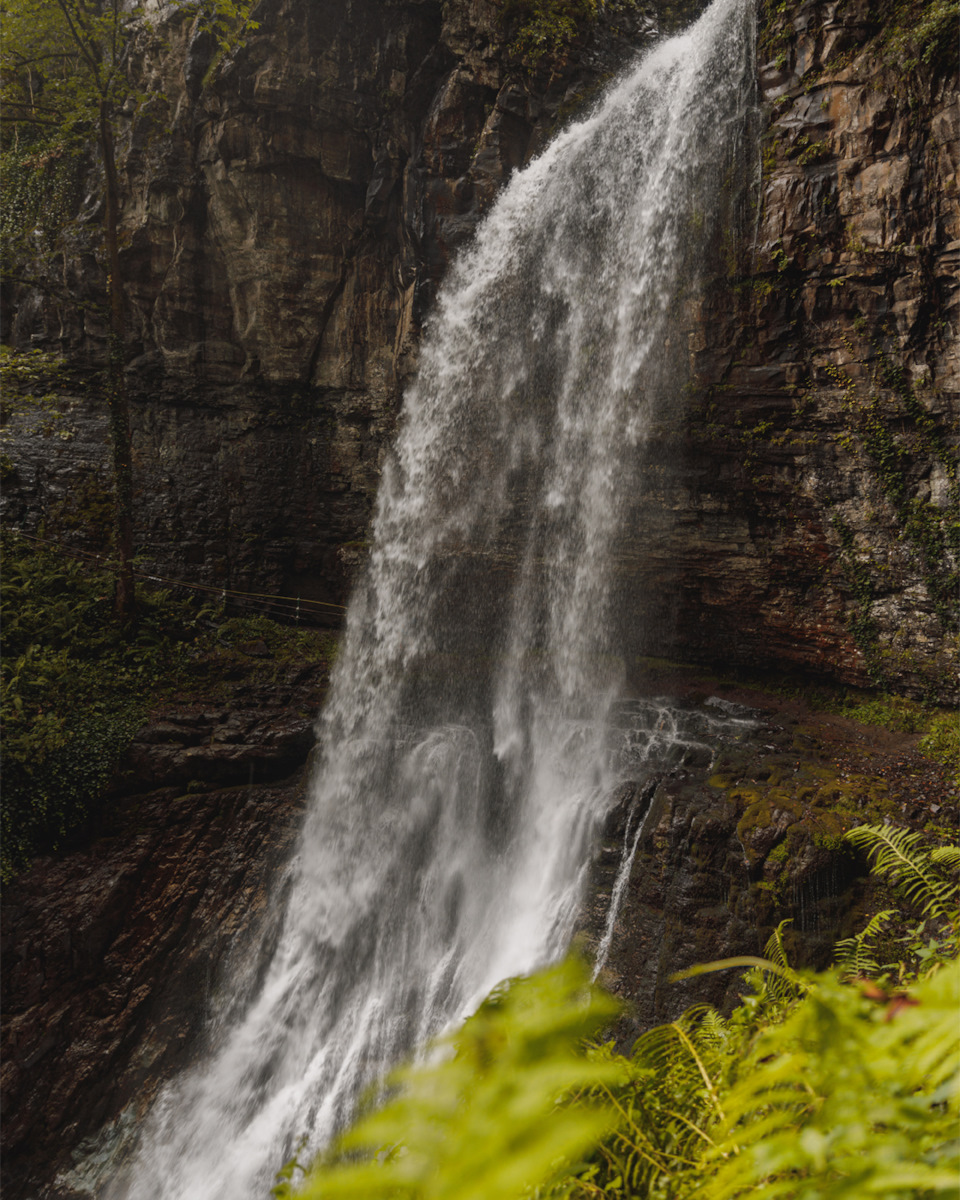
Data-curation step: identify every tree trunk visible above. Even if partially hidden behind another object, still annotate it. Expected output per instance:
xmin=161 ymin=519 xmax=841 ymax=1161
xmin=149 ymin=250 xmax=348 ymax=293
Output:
xmin=99 ymin=101 xmax=136 ymax=626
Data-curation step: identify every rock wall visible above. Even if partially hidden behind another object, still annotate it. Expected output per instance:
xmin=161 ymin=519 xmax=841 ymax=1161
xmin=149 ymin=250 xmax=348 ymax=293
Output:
xmin=1 ymin=654 xmax=327 ymax=1200
xmin=2 ymin=0 xmax=653 ymax=612
xmin=3 ymin=0 xmax=956 ymax=694
xmin=625 ymin=0 xmax=959 ymax=699
xmin=579 ymin=667 xmax=959 ymax=1044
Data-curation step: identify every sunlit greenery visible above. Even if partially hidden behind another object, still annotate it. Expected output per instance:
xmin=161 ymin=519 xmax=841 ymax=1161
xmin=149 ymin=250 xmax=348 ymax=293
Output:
xmin=284 ymin=827 xmax=959 ymax=1200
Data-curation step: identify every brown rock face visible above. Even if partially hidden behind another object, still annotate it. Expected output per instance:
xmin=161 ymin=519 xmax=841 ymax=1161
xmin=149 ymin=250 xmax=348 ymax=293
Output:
xmin=577 ymin=669 xmax=959 ymax=1040
xmin=2 ymin=782 xmax=304 ymax=1199
xmin=609 ymin=0 xmax=958 ymax=700
xmin=2 ymin=0 xmax=652 ymax=615
xmin=0 ymin=668 xmax=326 ymax=1200
xmin=2 ymin=0 xmax=955 ymax=696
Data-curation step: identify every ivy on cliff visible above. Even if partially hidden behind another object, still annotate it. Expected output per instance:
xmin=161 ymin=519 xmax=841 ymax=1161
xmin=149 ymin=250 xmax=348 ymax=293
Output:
xmin=759 ymin=0 xmax=958 ymax=77
xmin=498 ymin=0 xmax=654 ymax=79
xmin=827 ymin=351 xmax=959 ymax=658
xmin=500 ymin=0 xmax=600 ymax=74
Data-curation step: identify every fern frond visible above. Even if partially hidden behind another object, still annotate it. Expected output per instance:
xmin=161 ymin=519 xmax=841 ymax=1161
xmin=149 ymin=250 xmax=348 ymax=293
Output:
xmin=929 ymin=844 xmax=960 ymax=871
xmin=763 ymin=919 xmax=792 ymax=970
xmin=845 ymin=823 xmax=959 ymax=926
xmin=670 ymin=955 xmax=808 ymax=990
xmin=694 ymin=1007 xmax=729 ymax=1052
xmin=833 ymin=909 xmax=897 ymax=979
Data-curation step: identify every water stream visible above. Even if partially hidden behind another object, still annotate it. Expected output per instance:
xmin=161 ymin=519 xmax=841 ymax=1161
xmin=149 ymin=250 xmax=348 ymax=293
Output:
xmin=104 ymin=1 xmax=755 ymax=1193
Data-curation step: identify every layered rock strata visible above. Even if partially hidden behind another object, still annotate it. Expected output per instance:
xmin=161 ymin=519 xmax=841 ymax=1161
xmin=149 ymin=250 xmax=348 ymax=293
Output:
xmin=3 ymin=0 xmax=955 ymax=694
xmin=1 ymin=661 xmax=326 ymax=1200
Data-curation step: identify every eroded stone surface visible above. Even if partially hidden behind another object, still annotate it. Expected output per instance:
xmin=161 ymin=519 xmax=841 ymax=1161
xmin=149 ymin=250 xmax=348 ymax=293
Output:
xmin=0 ymin=657 xmax=328 ymax=1200
xmin=1 ymin=781 xmax=305 ymax=1200
xmin=2 ymin=0 xmax=955 ymax=695
xmin=579 ymin=668 xmax=959 ymax=1040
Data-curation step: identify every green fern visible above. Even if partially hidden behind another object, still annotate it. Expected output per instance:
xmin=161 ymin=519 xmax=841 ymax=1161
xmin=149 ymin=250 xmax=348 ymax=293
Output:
xmin=833 ymin=909 xmax=897 ymax=979
xmin=930 ymin=844 xmax=960 ymax=871
xmin=699 ymin=959 xmax=960 ymax=1200
xmin=284 ymin=827 xmax=960 ymax=1200
xmin=291 ymin=958 xmax=624 ymax=1200
xmin=845 ymin=823 xmax=959 ymax=932
xmin=542 ymin=1005 xmax=735 ymax=1199
xmin=671 ymin=920 xmax=808 ymax=1007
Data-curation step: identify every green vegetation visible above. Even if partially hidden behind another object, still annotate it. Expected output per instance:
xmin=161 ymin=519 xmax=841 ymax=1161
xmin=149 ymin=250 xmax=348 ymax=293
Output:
xmin=280 ymin=827 xmax=959 ymax=1200
xmin=919 ymin=715 xmax=960 ymax=782
xmin=499 ymin=0 xmax=600 ymax=74
xmin=497 ymin=0 xmax=664 ymax=77
xmin=760 ymin=0 xmax=958 ymax=77
xmin=823 ymin=347 xmax=959 ymax=679
xmin=1 ymin=0 xmax=258 ymax=622
xmin=0 ymin=346 xmax=78 ymax=479
xmin=0 ymin=530 xmax=335 ymax=881
xmin=881 ymin=0 xmax=959 ymax=72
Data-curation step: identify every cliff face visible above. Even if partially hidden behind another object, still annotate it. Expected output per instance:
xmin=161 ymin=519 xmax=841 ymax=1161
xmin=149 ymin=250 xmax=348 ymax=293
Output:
xmin=3 ymin=0 xmax=653 ymax=612
xmin=3 ymin=0 xmax=956 ymax=693
xmin=1 ymin=657 xmax=326 ymax=1200
xmin=634 ymin=0 xmax=959 ymax=699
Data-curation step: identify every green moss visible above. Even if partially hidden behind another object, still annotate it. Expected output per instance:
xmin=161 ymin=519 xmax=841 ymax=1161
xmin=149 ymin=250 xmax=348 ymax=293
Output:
xmin=767 ymin=841 xmax=789 ymax=867
xmin=881 ymin=0 xmax=959 ymax=72
xmin=919 ymin=713 xmax=960 ymax=784
xmin=728 ymin=787 xmax=763 ymax=806
xmin=0 ymin=531 xmax=337 ymax=880
xmin=795 ymin=763 xmax=838 ymax=782
xmin=840 ymin=694 xmax=928 ymax=733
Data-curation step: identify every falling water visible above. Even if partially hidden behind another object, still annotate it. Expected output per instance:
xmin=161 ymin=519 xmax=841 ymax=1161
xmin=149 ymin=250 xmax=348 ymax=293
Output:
xmin=593 ymin=795 xmax=654 ymax=980
xmin=103 ymin=1 xmax=754 ymax=1194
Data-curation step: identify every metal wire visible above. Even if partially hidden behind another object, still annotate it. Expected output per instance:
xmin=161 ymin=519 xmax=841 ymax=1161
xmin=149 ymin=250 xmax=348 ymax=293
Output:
xmin=5 ymin=529 xmax=349 ymax=620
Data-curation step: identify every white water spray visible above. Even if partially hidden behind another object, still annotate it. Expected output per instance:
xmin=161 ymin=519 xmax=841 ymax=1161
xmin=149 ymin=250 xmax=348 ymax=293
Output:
xmin=105 ymin=1 xmax=754 ymax=1193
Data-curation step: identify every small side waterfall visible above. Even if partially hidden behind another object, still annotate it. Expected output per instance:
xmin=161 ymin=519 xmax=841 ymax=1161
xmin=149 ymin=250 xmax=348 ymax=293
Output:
xmin=107 ymin=1 xmax=754 ymax=1194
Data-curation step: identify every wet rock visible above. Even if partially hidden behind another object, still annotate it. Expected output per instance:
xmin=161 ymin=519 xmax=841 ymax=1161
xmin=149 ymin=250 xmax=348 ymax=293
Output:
xmin=582 ymin=675 xmax=959 ymax=1042
xmin=0 ymin=778 xmax=306 ymax=1200
xmin=2 ymin=0 xmax=955 ymax=697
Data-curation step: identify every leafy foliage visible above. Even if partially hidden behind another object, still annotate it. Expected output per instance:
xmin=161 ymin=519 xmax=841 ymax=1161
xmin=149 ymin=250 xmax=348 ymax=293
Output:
xmin=845 ymin=822 xmax=959 ymax=934
xmin=833 ymin=909 xmax=897 ymax=979
xmin=0 ymin=0 xmax=258 ymax=143
xmin=281 ymin=959 xmax=624 ymax=1200
xmin=499 ymin=0 xmax=599 ymax=75
xmin=701 ymin=963 xmax=960 ymax=1200
xmin=881 ymin=0 xmax=960 ymax=72
xmin=0 ymin=531 xmax=336 ymax=880
xmin=1 ymin=529 xmax=203 ymax=877
xmin=291 ymin=856 xmax=959 ymax=1200
xmin=918 ymin=713 xmax=960 ymax=784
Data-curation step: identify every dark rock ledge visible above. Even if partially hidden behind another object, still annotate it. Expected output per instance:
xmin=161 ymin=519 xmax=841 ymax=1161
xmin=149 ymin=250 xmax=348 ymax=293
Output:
xmin=3 ymin=662 xmax=956 ymax=1199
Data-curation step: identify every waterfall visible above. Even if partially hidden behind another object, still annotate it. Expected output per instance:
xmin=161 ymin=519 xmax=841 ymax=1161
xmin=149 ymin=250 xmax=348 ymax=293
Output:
xmin=104 ymin=1 xmax=754 ymax=1194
